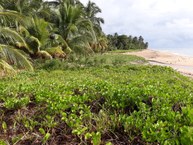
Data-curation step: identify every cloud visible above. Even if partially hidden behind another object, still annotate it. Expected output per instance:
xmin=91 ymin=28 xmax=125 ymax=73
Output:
xmin=80 ymin=0 xmax=193 ymax=48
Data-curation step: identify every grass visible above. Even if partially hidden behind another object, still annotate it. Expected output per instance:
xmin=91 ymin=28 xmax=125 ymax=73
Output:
xmin=107 ymin=49 xmax=144 ymax=53
xmin=35 ymin=53 xmax=147 ymax=70
xmin=0 ymin=54 xmax=193 ymax=144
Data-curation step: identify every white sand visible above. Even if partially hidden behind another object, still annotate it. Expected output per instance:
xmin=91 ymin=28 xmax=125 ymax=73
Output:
xmin=124 ymin=49 xmax=193 ymax=77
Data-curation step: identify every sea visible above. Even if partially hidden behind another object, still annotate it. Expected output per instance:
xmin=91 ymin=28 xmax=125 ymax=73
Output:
xmin=151 ymin=48 xmax=193 ymax=57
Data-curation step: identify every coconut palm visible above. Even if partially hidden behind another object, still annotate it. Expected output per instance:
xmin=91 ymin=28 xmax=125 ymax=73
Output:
xmin=3 ymin=9 xmax=69 ymax=60
xmin=51 ymin=0 xmax=97 ymax=54
xmin=0 ymin=4 xmax=34 ymax=71
xmin=0 ymin=0 xmax=108 ymax=73
xmin=83 ymin=1 xmax=109 ymax=53
xmin=55 ymin=0 xmax=85 ymax=39
xmin=84 ymin=1 xmax=104 ymax=37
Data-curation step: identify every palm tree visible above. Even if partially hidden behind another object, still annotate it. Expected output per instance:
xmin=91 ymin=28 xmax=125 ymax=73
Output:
xmin=0 ymin=0 xmax=108 ymax=73
xmin=0 ymin=4 xmax=34 ymax=71
xmin=51 ymin=0 xmax=97 ymax=54
xmin=96 ymin=35 xmax=108 ymax=53
xmin=84 ymin=1 xmax=107 ymax=53
xmin=1 ymin=1 xmax=71 ymax=61
xmin=27 ymin=17 xmax=51 ymax=50
xmin=54 ymin=0 xmax=86 ymax=39
xmin=84 ymin=0 xmax=104 ymax=34
xmin=0 ymin=9 xmax=46 ymax=58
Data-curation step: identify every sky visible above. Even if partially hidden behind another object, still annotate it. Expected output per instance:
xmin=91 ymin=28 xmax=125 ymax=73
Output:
xmin=80 ymin=0 xmax=193 ymax=49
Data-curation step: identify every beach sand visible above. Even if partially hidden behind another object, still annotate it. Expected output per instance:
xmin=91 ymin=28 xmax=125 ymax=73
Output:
xmin=124 ymin=49 xmax=193 ymax=77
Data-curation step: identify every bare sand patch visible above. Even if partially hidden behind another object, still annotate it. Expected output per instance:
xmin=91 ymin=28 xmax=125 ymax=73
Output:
xmin=124 ymin=49 xmax=193 ymax=77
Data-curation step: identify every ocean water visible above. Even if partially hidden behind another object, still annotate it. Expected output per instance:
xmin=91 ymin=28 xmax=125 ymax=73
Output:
xmin=152 ymin=48 xmax=193 ymax=57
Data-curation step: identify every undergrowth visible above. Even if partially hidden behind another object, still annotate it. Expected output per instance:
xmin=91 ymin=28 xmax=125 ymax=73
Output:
xmin=0 ymin=63 xmax=193 ymax=144
xmin=34 ymin=53 xmax=146 ymax=70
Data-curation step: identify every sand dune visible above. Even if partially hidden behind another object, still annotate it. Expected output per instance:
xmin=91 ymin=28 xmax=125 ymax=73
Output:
xmin=124 ymin=49 xmax=193 ymax=77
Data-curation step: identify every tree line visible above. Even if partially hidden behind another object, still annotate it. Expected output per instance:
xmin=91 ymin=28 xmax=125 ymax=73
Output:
xmin=107 ymin=33 xmax=148 ymax=50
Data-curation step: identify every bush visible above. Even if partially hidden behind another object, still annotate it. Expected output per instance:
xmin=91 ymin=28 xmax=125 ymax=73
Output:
xmin=35 ymin=54 xmax=146 ymax=71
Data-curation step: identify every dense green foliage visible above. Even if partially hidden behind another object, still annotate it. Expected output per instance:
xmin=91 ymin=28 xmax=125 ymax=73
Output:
xmin=0 ymin=0 xmax=108 ymax=71
xmin=0 ymin=54 xmax=193 ymax=144
xmin=107 ymin=33 xmax=148 ymax=50
xmin=0 ymin=0 xmax=148 ymax=72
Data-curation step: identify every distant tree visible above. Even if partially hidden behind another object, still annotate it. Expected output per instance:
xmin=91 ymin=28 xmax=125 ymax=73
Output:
xmin=107 ymin=33 xmax=148 ymax=50
xmin=145 ymin=42 xmax=149 ymax=49
xmin=139 ymin=36 xmax=144 ymax=42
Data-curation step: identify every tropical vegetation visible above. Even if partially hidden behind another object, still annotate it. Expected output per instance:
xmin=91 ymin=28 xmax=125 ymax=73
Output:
xmin=107 ymin=33 xmax=148 ymax=51
xmin=0 ymin=0 xmax=148 ymax=72
xmin=0 ymin=54 xmax=193 ymax=144
xmin=1 ymin=0 xmax=192 ymax=145
xmin=0 ymin=0 xmax=109 ymax=71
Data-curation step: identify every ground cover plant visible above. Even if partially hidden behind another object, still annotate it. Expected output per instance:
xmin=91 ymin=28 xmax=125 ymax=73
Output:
xmin=0 ymin=59 xmax=193 ymax=144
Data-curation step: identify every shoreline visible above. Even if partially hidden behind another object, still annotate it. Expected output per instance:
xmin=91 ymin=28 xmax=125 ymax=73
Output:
xmin=124 ymin=49 xmax=193 ymax=77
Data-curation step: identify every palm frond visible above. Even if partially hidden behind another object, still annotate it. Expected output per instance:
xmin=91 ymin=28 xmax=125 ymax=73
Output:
xmin=37 ymin=50 xmax=52 ymax=59
xmin=0 ymin=27 xmax=25 ymax=43
xmin=68 ymin=35 xmax=94 ymax=54
xmin=0 ymin=44 xmax=33 ymax=71
xmin=27 ymin=17 xmax=51 ymax=49
xmin=18 ymin=25 xmax=30 ymax=37
xmin=77 ymin=19 xmax=97 ymax=42
xmin=0 ymin=59 xmax=16 ymax=74
xmin=57 ymin=35 xmax=69 ymax=48
xmin=0 ymin=27 xmax=32 ymax=54
xmin=25 ymin=36 xmax=41 ymax=53
xmin=0 ymin=10 xmax=29 ymax=27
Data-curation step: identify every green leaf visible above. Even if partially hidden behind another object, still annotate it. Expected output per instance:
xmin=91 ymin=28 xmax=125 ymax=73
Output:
xmin=43 ymin=132 xmax=51 ymax=144
xmin=39 ymin=128 xmax=46 ymax=135
xmin=2 ymin=121 xmax=7 ymax=133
